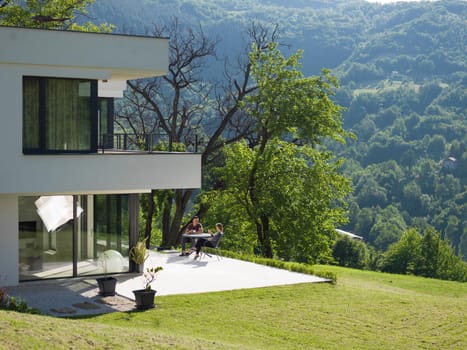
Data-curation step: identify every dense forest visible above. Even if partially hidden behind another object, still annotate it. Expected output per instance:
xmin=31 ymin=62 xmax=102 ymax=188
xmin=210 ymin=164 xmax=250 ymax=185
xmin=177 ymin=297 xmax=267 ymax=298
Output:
xmin=85 ymin=0 xmax=466 ymax=261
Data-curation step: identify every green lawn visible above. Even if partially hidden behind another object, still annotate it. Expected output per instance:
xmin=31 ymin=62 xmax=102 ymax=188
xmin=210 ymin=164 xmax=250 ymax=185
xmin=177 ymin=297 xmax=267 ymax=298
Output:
xmin=1 ymin=265 xmax=466 ymax=349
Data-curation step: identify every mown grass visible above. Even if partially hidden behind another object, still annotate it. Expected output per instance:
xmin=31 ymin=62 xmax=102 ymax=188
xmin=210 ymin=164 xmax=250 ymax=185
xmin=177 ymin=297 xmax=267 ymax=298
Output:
xmin=1 ymin=266 xmax=465 ymax=349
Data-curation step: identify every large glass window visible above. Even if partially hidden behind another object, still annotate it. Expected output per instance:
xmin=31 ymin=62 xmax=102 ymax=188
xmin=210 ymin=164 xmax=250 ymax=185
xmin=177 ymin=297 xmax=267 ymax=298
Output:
xmin=18 ymin=194 xmax=132 ymax=281
xmin=23 ymin=77 xmax=98 ymax=154
xmin=99 ymin=97 xmax=114 ymax=149
xmin=94 ymin=195 xmax=129 ymax=257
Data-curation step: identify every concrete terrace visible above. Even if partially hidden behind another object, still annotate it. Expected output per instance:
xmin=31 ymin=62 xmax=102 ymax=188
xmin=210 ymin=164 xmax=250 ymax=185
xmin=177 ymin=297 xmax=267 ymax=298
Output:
xmin=6 ymin=250 xmax=328 ymax=317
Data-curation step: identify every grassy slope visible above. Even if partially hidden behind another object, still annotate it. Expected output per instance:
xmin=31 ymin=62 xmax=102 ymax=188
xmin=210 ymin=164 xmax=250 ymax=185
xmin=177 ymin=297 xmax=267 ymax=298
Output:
xmin=0 ymin=266 xmax=465 ymax=350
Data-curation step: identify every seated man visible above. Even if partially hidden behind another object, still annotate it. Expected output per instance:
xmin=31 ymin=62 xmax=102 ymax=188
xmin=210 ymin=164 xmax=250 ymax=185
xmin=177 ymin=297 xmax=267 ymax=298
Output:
xmin=194 ymin=223 xmax=223 ymax=259
xmin=180 ymin=216 xmax=203 ymax=256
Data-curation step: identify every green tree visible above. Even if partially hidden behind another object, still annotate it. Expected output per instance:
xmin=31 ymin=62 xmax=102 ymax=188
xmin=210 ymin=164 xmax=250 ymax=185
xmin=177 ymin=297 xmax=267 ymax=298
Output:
xmin=444 ymin=215 xmax=460 ymax=250
xmin=382 ymin=227 xmax=467 ymax=281
xmin=353 ymin=118 xmax=377 ymax=142
xmin=369 ymin=205 xmax=407 ymax=250
xmin=222 ymin=138 xmax=351 ymax=262
xmin=372 ymin=160 xmax=404 ymax=199
xmin=459 ymin=230 xmax=467 ymax=260
xmin=415 ymin=227 xmax=467 ymax=281
xmin=402 ymin=180 xmax=430 ymax=217
xmin=354 ymin=207 xmax=376 ymax=241
xmin=381 ymin=228 xmax=421 ymax=274
xmin=427 ymin=135 xmax=446 ymax=160
xmin=355 ymin=177 xmax=387 ymax=208
xmin=332 ymin=236 xmax=368 ymax=269
xmin=200 ymin=189 xmax=257 ymax=254
xmin=0 ymin=0 xmax=112 ymax=31
xmin=435 ymin=236 xmax=467 ymax=281
xmin=416 ymin=227 xmax=442 ymax=278
xmin=400 ymin=148 xmax=417 ymax=170
xmin=123 ymin=21 xmax=276 ymax=249
xmin=413 ymin=159 xmax=438 ymax=195
xmin=226 ymin=42 xmax=351 ymax=260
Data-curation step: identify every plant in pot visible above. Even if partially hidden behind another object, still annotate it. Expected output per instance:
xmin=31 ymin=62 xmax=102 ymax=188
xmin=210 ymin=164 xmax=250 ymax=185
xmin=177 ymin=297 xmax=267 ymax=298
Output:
xmin=96 ymin=250 xmax=117 ymax=296
xmin=129 ymin=237 xmax=149 ymax=273
xmin=133 ymin=266 xmax=163 ymax=310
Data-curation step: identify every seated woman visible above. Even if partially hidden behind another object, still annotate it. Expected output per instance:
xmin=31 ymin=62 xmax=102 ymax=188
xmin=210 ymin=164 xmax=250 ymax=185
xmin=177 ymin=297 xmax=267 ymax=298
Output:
xmin=194 ymin=223 xmax=223 ymax=259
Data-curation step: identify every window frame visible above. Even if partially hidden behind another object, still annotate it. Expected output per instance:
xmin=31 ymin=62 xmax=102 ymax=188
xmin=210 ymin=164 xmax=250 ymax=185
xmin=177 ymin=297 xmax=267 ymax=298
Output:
xmin=22 ymin=76 xmax=98 ymax=154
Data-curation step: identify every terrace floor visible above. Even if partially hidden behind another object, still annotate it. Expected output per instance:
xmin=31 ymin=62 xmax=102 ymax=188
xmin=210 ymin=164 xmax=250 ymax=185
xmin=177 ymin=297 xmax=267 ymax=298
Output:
xmin=7 ymin=250 xmax=328 ymax=317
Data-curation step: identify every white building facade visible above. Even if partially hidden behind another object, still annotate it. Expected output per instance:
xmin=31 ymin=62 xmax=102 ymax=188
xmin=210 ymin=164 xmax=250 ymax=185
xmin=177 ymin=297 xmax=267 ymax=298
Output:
xmin=0 ymin=26 xmax=201 ymax=286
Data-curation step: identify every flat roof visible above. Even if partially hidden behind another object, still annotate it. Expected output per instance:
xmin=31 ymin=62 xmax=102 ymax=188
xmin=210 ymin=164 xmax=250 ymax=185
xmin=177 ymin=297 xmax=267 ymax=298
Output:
xmin=336 ymin=229 xmax=364 ymax=240
xmin=0 ymin=24 xmax=168 ymax=39
xmin=0 ymin=25 xmax=169 ymax=81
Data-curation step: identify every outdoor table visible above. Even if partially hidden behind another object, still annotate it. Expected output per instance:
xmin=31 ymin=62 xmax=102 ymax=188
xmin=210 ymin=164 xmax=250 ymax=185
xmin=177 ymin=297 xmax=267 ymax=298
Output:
xmin=182 ymin=233 xmax=211 ymax=239
xmin=182 ymin=233 xmax=211 ymax=250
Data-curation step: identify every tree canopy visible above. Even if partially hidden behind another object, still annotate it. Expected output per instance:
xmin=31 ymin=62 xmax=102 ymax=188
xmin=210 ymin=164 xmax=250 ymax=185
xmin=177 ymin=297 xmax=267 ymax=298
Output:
xmin=212 ymin=43 xmax=352 ymax=261
xmin=0 ymin=0 xmax=112 ymax=31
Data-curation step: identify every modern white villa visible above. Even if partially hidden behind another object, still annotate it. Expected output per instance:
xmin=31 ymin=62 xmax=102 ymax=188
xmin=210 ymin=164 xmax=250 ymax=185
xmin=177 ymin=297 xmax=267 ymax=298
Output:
xmin=0 ymin=26 xmax=201 ymax=287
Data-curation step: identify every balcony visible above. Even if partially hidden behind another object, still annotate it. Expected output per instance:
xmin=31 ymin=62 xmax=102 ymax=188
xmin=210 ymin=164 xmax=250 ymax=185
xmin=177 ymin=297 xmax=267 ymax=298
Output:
xmin=0 ymin=133 xmax=202 ymax=195
xmin=99 ymin=133 xmax=205 ymax=154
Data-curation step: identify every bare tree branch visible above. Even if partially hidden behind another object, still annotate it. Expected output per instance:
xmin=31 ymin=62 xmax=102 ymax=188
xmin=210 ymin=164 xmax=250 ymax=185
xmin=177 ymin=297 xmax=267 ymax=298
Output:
xmin=119 ymin=18 xmax=281 ymax=248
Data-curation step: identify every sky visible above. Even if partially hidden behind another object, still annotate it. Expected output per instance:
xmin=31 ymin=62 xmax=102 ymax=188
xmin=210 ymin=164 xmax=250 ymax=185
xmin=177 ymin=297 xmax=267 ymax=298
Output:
xmin=365 ymin=0 xmax=430 ymax=3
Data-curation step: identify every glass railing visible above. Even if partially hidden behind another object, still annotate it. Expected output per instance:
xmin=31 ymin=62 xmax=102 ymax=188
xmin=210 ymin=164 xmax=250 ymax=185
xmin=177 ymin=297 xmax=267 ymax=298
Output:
xmin=98 ymin=133 xmax=204 ymax=153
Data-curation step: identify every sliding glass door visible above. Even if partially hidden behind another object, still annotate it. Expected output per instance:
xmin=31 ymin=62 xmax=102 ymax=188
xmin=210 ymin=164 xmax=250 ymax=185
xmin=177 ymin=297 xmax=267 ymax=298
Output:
xmin=18 ymin=195 xmax=76 ymax=280
xmin=18 ymin=194 xmax=133 ymax=281
xmin=91 ymin=195 xmax=130 ymax=275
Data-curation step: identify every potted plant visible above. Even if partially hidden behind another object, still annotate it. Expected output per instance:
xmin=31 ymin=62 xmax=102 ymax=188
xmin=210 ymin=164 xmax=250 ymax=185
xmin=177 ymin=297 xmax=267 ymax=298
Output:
xmin=133 ymin=266 xmax=163 ymax=310
xmin=129 ymin=237 xmax=149 ymax=273
xmin=96 ymin=276 xmax=117 ymax=296
xmin=96 ymin=250 xmax=117 ymax=296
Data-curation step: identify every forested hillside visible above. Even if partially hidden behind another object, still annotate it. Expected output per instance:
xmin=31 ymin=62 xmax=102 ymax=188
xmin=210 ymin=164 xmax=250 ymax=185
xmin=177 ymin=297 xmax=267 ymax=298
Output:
xmin=88 ymin=0 xmax=466 ymax=259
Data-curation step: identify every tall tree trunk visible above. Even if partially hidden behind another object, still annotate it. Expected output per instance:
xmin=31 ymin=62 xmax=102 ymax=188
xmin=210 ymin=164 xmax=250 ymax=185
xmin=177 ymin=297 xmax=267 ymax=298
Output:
xmin=160 ymin=198 xmax=173 ymax=249
xmin=255 ymin=215 xmax=273 ymax=258
xmin=260 ymin=214 xmax=273 ymax=258
xmin=249 ymin=132 xmax=273 ymax=257
xmin=248 ymin=142 xmax=274 ymax=258
xmin=160 ymin=188 xmax=194 ymax=248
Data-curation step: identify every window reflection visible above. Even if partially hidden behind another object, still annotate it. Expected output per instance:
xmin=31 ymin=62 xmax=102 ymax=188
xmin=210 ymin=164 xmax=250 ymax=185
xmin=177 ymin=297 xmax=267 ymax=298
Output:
xmin=18 ymin=194 xmax=129 ymax=281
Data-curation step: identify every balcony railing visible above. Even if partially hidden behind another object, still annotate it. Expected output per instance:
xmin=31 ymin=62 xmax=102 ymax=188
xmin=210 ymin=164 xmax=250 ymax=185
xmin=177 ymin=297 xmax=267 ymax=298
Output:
xmin=98 ymin=133 xmax=204 ymax=154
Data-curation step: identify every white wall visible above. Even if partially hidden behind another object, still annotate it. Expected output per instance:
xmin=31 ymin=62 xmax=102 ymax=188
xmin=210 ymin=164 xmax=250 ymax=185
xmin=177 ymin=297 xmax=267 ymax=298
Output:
xmin=0 ymin=26 xmax=168 ymax=81
xmin=0 ymin=34 xmax=201 ymax=195
xmin=0 ymin=64 xmax=201 ymax=194
xmin=0 ymin=195 xmax=19 ymax=287
xmin=0 ymin=152 xmax=201 ymax=195
xmin=0 ymin=27 xmax=201 ymax=286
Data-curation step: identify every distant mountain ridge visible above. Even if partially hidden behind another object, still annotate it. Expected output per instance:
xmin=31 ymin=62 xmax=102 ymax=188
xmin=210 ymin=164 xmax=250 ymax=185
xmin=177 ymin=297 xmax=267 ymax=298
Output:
xmin=89 ymin=0 xmax=465 ymax=77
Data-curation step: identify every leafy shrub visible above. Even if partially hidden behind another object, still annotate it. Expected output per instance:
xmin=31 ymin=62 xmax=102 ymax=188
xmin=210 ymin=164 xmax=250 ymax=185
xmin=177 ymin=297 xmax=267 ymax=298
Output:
xmin=0 ymin=288 xmax=39 ymax=314
xmin=381 ymin=228 xmax=421 ymax=274
xmin=381 ymin=227 xmax=467 ymax=282
xmin=220 ymin=251 xmax=337 ymax=284
xmin=332 ymin=236 xmax=368 ymax=269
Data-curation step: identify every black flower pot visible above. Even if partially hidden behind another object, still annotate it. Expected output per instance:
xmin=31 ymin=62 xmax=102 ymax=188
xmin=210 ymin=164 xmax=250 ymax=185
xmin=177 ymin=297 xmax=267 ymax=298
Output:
xmin=96 ymin=277 xmax=117 ymax=296
xmin=133 ymin=289 xmax=156 ymax=309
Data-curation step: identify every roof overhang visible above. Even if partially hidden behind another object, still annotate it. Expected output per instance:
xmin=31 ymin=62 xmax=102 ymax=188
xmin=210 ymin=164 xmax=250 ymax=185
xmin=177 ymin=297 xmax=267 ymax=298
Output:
xmin=0 ymin=26 xmax=168 ymax=96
